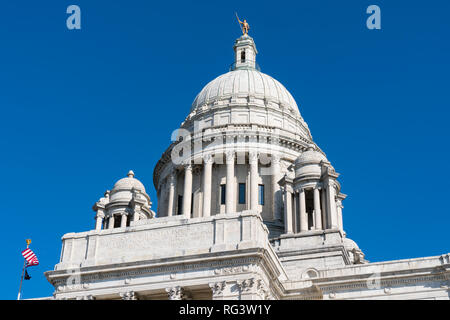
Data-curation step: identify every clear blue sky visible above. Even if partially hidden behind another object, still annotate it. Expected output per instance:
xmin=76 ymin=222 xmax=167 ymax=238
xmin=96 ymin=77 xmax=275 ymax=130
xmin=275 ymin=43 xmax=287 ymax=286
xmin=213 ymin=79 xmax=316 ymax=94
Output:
xmin=1 ymin=1 xmax=449 ymax=299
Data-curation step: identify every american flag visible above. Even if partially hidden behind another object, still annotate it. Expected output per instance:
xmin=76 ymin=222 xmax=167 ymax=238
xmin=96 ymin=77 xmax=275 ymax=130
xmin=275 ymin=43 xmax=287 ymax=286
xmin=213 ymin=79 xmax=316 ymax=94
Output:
xmin=22 ymin=248 xmax=39 ymax=266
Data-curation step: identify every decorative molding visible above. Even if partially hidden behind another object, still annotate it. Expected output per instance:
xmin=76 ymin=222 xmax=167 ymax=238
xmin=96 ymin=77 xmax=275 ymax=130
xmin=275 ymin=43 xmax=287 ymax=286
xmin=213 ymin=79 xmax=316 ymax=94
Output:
xmin=166 ymin=286 xmax=184 ymax=300
xmin=209 ymin=281 xmax=226 ymax=297
xmin=120 ymin=291 xmax=137 ymax=300
xmin=237 ymin=278 xmax=255 ymax=293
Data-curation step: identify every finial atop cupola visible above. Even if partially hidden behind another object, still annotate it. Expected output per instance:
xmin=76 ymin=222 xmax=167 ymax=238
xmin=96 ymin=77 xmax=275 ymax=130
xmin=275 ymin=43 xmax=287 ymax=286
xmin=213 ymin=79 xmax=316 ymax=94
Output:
xmin=127 ymin=170 xmax=135 ymax=178
xmin=235 ymin=12 xmax=250 ymax=35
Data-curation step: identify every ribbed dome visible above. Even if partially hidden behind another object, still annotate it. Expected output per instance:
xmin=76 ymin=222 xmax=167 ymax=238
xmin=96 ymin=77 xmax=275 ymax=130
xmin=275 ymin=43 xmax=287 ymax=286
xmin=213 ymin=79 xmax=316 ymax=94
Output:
xmin=112 ymin=170 xmax=146 ymax=193
xmin=190 ymin=69 xmax=301 ymax=117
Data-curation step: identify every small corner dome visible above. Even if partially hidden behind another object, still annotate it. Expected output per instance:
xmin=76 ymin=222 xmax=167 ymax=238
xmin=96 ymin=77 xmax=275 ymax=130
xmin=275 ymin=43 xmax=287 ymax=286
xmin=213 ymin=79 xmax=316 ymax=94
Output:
xmin=295 ymin=148 xmax=327 ymax=166
xmin=112 ymin=170 xmax=146 ymax=193
xmin=294 ymin=148 xmax=327 ymax=178
xmin=344 ymin=238 xmax=360 ymax=251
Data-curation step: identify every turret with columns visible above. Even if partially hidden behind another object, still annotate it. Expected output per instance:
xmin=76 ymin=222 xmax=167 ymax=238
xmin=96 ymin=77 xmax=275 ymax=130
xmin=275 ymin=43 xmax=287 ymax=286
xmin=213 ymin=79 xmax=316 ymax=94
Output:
xmin=278 ymin=147 xmax=347 ymax=235
xmin=92 ymin=170 xmax=155 ymax=230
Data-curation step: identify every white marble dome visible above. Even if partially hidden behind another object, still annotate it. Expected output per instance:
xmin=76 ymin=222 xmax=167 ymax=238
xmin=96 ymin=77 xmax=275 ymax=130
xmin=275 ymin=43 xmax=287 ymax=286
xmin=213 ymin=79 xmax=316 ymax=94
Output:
xmin=191 ymin=69 xmax=301 ymax=117
xmin=294 ymin=149 xmax=327 ymax=178
xmin=177 ymin=35 xmax=312 ymax=141
xmin=344 ymin=237 xmax=360 ymax=251
xmin=112 ymin=170 xmax=146 ymax=193
xmin=295 ymin=149 xmax=327 ymax=166
xmin=110 ymin=170 xmax=148 ymax=203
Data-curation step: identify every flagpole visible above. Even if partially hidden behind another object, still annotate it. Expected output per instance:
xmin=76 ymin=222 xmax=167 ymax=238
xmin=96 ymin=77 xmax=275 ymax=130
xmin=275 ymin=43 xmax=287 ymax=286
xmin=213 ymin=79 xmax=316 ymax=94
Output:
xmin=17 ymin=260 xmax=26 ymax=300
xmin=17 ymin=239 xmax=31 ymax=300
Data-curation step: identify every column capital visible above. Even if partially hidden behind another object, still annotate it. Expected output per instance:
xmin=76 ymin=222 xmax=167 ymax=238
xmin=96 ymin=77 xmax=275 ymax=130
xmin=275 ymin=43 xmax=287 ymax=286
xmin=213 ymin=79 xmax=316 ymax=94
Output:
xmin=168 ymin=171 xmax=176 ymax=184
xmin=120 ymin=291 xmax=137 ymax=300
xmin=271 ymin=154 xmax=281 ymax=164
xmin=76 ymin=295 xmax=95 ymax=300
xmin=249 ymin=151 xmax=259 ymax=164
xmin=203 ymin=153 xmax=214 ymax=164
xmin=183 ymin=162 xmax=193 ymax=171
xmin=209 ymin=281 xmax=226 ymax=297
xmin=166 ymin=286 xmax=184 ymax=300
xmin=256 ymin=279 xmax=272 ymax=300
xmin=237 ymin=278 xmax=256 ymax=293
xmin=225 ymin=150 xmax=235 ymax=163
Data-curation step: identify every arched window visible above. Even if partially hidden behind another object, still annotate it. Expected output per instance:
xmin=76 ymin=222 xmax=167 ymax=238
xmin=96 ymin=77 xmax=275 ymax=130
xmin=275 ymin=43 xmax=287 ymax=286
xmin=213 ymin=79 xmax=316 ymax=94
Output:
xmin=241 ymin=50 xmax=246 ymax=62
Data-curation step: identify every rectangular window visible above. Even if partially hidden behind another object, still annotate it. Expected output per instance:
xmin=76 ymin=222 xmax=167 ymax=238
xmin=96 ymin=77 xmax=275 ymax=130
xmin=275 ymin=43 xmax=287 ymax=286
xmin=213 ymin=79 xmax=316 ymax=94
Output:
xmin=238 ymin=183 xmax=246 ymax=204
xmin=258 ymin=184 xmax=265 ymax=206
xmin=220 ymin=184 xmax=226 ymax=205
xmin=177 ymin=195 xmax=183 ymax=215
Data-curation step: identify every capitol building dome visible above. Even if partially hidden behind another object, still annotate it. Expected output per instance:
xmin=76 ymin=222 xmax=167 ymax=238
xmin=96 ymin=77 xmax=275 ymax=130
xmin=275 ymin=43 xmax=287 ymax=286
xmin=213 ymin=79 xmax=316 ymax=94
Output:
xmin=191 ymin=69 xmax=301 ymax=117
xmin=153 ymin=33 xmax=327 ymax=236
xmin=180 ymin=34 xmax=312 ymax=142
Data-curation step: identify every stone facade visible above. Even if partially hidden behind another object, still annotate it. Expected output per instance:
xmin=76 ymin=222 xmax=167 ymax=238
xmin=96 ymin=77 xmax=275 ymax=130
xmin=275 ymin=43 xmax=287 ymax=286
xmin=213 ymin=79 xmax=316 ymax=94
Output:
xmin=42 ymin=34 xmax=449 ymax=300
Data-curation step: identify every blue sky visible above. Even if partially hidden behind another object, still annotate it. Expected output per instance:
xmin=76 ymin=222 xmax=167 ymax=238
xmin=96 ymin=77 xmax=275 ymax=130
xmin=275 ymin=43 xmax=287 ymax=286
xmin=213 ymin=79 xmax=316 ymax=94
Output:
xmin=1 ymin=1 xmax=449 ymax=299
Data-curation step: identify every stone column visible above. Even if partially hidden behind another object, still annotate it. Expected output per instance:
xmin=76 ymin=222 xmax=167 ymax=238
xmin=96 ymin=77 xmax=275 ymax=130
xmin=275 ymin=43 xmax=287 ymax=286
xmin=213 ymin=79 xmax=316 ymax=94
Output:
xmin=292 ymin=191 xmax=298 ymax=233
xmin=202 ymin=154 xmax=213 ymax=217
xmin=271 ymin=154 xmax=282 ymax=220
xmin=283 ymin=187 xmax=293 ymax=233
xmin=337 ymin=199 xmax=344 ymax=233
xmin=249 ymin=151 xmax=259 ymax=211
xmin=133 ymin=209 xmax=139 ymax=223
xmin=314 ymin=187 xmax=322 ymax=230
xmin=108 ymin=215 xmax=115 ymax=229
xmin=120 ymin=212 xmax=127 ymax=228
xmin=166 ymin=286 xmax=184 ymax=300
xmin=166 ymin=171 xmax=176 ymax=217
xmin=326 ymin=182 xmax=339 ymax=229
xmin=225 ymin=151 xmax=235 ymax=213
xmin=95 ymin=211 xmax=104 ymax=231
xmin=299 ymin=188 xmax=308 ymax=232
xmin=182 ymin=163 xmax=193 ymax=218
xmin=321 ymin=188 xmax=328 ymax=229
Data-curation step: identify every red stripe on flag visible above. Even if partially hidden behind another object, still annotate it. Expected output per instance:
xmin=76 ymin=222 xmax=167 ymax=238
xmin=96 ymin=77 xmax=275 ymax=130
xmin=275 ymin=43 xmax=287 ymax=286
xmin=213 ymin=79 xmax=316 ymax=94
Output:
xmin=22 ymin=248 xmax=39 ymax=266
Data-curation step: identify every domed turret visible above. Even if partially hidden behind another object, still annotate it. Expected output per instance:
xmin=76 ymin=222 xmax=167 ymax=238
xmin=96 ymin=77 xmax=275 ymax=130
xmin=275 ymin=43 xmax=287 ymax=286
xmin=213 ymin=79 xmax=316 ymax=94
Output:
xmin=294 ymin=148 xmax=328 ymax=179
xmin=93 ymin=170 xmax=154 ymax=231
xmin=112 ymin=170 xmax=146 ymax=193
xmin=110 ymin=170 xmax=147 ymax=203
xmin=344 ymin=238 xmax=368 ymax=264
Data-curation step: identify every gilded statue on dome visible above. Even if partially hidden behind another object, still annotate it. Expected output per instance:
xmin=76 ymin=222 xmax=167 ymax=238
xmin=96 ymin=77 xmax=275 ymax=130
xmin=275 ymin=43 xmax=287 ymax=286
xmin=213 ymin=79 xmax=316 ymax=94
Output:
xmin=235 ymin=13 xmax=250 ymax=35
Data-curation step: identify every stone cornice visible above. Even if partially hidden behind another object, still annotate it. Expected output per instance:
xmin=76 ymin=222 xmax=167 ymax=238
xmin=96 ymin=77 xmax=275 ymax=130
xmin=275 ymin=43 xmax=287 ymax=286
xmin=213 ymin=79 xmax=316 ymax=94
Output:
xmin=316 ymin=271 xmax=450 ymax=293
